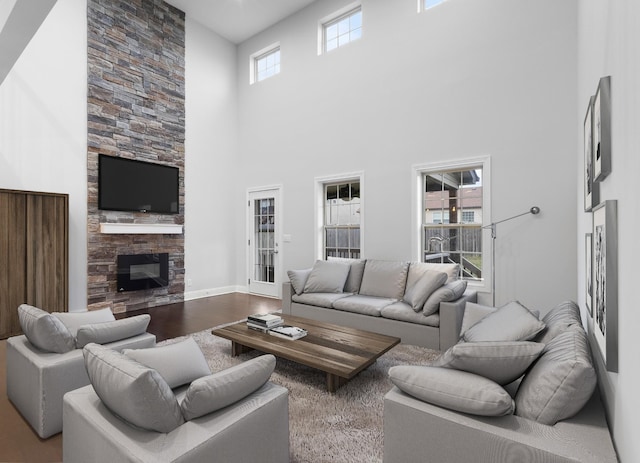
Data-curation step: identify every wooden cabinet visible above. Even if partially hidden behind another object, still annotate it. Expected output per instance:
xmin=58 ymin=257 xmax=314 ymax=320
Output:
xmin=1 ymin=189 xmax=68 ymax=339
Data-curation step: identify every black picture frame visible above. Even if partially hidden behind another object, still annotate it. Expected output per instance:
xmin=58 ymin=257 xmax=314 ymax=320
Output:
xmin=584 ymin=95 xmax=599 ymax=211
xmin=593 ymin=76 xmax=612 ymax=182
xmin=592 ymin=200 xmax=618 ymax=372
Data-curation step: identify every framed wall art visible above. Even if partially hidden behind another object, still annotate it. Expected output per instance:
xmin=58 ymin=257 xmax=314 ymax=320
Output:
xmin=585 ymin=232 xmax=593 ymax=317
xmin=583 ymin=95 xmax=599 ymax=211
xmin=593 ymin=76 xmax=612 ymax=182
xmin=592 ymin=200 xmax=618 ymax=372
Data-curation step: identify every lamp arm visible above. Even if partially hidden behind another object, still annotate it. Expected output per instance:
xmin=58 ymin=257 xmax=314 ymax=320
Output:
xmin=483 ymin=206 xmax=541 ymax=229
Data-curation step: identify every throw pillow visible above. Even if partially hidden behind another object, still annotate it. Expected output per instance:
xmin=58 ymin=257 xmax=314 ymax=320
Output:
xmin=358 ymin=260 xmax=410 ymax=300
xmin=406 ymin=262 xmax=460 ymax=287
xmin=462 ymin=301 xmax=545 ymax=343
xmin=75 ymin=315 xmax=151 ymax=348
xmin=432 ymin=341 xmax=545 ymax=385
xmin=52 ymin=308 xmax=115 ymax=337
xmin=287 ymin=268 xmax=312 ymax=295
xmin=124 ymin=337 xmax=211 ymax=389
xmin=515 ymin=326 xmax=596 ymax=425
xmin=459 ymin=302 xmax=497 ymax=337
xmin=303 ymin=260 xmax=351 ymax=293
xmin=17 ymin=304 xmax=75 ymax=354
xmin=83 ymin=343 xmax=184 ymax=433
xmin=423 ymin=280 xmax=468 ymax=316
xmin=389 ymin=365 xmax=514 ymax=416
xmin=402 ymin=270 xmax=447 ymax=312
xmin=181 ymin=354 xmax=276 ymax=421
xmin=328 ymin=257 xmax=366 ymax=293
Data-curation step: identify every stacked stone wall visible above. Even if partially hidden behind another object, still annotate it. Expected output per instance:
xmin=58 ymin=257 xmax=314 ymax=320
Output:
xmin=87 ymin=0 xmax=185 ymax=313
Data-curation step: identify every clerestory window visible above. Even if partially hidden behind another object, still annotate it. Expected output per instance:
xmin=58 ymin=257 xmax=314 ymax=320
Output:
xmin=321 ymin=6 xmax=362 ymax=54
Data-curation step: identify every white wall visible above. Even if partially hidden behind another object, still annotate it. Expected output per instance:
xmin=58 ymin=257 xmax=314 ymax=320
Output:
xmin=577 ymin=0 xmax=640 ymax=460
xmin=0 ymin=0 xmax=87 ymax=312
xmin=184 ymin=18 xmax=240 ymax=299
xmin=236 ymin=0 xmax=578 ymax=311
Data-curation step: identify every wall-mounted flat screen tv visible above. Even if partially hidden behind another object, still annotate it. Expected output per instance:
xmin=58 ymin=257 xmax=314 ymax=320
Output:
xmin=98 ymin=154 xmax=179 ymax=214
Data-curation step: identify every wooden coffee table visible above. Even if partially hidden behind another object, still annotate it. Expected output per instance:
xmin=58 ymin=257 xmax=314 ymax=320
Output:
xmin=212 ymin=314 xmax=400 ymax=392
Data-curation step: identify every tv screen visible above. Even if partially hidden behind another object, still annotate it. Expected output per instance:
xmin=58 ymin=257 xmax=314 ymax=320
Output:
xmin=98 ymin=154 xmax=179 ymax=214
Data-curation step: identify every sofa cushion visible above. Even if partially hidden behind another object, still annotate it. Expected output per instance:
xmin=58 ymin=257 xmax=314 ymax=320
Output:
xmin=303 ymin=260 xmax=351 ymax=293
xmin=332 ymin=295 xmax=394 ymax=316
xmin=515 ymin=326 xmax=596 ymax=425
xmin=535 ymin=300 xmax=582 ymax=345
xmin=459 ymin=302 xmax=497 ymax=336
xmin=180 ymin=354 xmax=276 ymax=421
xmin=406 ymin=262 xmax=460 ymax=287
xmin=17 ymin=304 xmax=75 ymax=354
xmin=403 ymin=270 xmax=447 ymax=312
xmin=124 ymin=337 xmax=211 ymax=389
xmin=76 ymin=315 xmax=151 ymax=348
xmin=292 ymin=292 xmax=352 ymax=308
xmin=328 ymin=257 xmax=366 ymax=293
xmin=432 ymin=341 xmax=545 ymax=385
xmin=423 ymin=280 xmax=468 ymax=316
xmin=52 ymin=308 xmax=116 ymax=337
xmin=462 ymin=301 xmax=545 ymax=342
xmin=287 ymin=268 xmax=312 ymax=295
xmin=359 ymin=260 xmax=409 ymax=299
xmin=389 ymin=365 xmax=514 ymax=416
xmin=381 ymin=302 xmax=440 ymax=327
xmin=83 ymin=343 xmax=184 ymax=433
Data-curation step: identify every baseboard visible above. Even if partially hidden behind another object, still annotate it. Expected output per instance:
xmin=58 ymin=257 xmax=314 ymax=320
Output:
xmin=184 ymin=285 xmax=247 ymax=301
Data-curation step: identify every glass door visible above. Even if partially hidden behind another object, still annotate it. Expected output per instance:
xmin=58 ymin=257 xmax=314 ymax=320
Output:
xmin=248 ymin=189 xmax=281 ymax=298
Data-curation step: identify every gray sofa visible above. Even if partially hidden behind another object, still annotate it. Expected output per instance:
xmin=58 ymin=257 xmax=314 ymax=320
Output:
xmin=6 ymin=304 xmax=156 ymax=438
xmin=383 ymin=301 xmax=618 ymax=463
xmin=283 ymin=258 xmax=477 ymax=350
xmin=63 ymin=341 xmax=289 ymax=463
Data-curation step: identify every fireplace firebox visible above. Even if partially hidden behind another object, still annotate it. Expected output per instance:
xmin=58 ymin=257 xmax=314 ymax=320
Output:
xmin=117 ymin=253 xmax=169 ymax=292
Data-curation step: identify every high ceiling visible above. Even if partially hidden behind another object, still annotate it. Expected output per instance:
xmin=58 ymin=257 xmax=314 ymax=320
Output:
xmin=164 ymin=0 xmax=317 ymax=44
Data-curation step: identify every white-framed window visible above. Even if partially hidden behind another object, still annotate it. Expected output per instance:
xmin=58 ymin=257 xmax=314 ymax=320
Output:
xmin=412 ymin=157 xmax=490 ymax=290
xmin=418 ymin=0 xmax=448 ymax=12
xmin=315 ymin=172 xmax=364 ymax=260
xmin=250 ymin=43 xmax=280 ymax=84
xmin=318 ymin=4 xmax=362 ymax=54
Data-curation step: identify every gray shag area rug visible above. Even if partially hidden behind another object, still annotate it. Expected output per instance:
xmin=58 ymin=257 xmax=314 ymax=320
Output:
xmin=160 ymin=321 xmax=440 ymax=463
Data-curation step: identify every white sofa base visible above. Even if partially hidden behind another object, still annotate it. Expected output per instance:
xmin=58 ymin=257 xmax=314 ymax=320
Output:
xmin=384 ymin=386 xmax=617 ymax=463
xmin=63 ymin=382 xmax=290 ymax=463
xmin=6 ymin=332 xmax=156 ymax=438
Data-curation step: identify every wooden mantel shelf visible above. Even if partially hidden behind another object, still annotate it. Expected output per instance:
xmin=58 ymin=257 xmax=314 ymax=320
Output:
xmin=99 ymin=223 xmax=183 ymax=235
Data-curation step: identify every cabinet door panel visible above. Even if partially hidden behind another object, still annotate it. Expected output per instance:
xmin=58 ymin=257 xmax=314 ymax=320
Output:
xmin=26 ymin=194 xmax=68 ymax=313
xmin=0 ymin=192 xmax=27 ymax=338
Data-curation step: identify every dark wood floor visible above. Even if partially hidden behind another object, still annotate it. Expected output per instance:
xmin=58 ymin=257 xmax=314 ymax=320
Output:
xmin=0 ymin=293 xmax=281 ymax=463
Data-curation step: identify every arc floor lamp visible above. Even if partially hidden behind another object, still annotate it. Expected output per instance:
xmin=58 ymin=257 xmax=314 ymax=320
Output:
xmin=484 ymin=206 xmax=541 ymax=306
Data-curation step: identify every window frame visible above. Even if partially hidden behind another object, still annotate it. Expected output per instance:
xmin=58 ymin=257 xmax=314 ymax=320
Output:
xmin=418 ymin=0 xmax=448 ymax=13
xmin=411 ymin=156 xmax=491 ymax=292
xmin=317 ymin=2 xmax=362 ymax=55
xmin=315 ymin=171 xmax=365 ymax=260
xmin=249 ymin=42 xmax=281 ymax=85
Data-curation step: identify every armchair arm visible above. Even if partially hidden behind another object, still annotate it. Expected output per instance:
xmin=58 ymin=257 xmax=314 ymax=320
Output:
xmin=438 ymin=289 xmax=477 ymax=350
xmin=282 ymin=282 xmax=294 ymax=314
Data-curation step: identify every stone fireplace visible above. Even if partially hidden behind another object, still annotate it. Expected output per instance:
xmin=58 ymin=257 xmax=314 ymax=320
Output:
xmin=86 ymin=0 xmax=186 ymax=314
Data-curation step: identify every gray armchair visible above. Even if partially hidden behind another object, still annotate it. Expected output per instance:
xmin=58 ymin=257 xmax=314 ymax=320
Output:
xmin=6 ymin=305 xmax=155 ymax=438
xmin=62 ymin=342 xmax=290 ymax=463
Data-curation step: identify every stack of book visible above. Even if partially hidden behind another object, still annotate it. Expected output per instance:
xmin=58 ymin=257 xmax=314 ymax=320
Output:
xmin=247 ymin=313 xmax=284 ymax=333
xmin=269 ymin=325 xmax=308 ymax=340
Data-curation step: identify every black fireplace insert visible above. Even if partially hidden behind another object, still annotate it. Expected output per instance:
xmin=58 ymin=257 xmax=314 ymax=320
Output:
xmin=117 ymin=253 xmax=169 ymax=292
